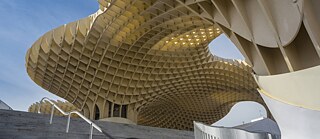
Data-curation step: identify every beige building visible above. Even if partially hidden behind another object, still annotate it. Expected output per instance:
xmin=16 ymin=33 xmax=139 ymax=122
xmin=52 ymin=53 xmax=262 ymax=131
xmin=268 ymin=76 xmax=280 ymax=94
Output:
xmin=26 ymin=0 xmax=320 ymax=138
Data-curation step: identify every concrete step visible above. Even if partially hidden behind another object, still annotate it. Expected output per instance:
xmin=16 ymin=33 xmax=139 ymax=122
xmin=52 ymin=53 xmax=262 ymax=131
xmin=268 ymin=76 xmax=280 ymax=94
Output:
xmin=0 ymin=109 xmax=194 ymax=139
xmin=96 ymin=121 xmax=194 ymax=139
xmin=0 ymin=128 xmax=108 ymax=139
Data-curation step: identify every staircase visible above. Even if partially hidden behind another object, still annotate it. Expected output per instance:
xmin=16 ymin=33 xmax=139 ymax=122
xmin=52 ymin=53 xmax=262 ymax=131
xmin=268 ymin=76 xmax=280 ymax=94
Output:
xmin=0 ymin=109 xmax=194 ymax=139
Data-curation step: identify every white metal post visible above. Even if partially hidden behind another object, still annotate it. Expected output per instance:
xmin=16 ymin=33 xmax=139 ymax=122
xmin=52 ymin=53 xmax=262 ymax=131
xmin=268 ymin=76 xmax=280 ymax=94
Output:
xmin=37 ymin=101 xmax=42 ymax=113
xmin=50 ymin=105 xmax=54 ymax=124
xmin=66 ymin=114 xmax=71 ymax=133
xmin=89 ymin=123 xmax=94 ymax=139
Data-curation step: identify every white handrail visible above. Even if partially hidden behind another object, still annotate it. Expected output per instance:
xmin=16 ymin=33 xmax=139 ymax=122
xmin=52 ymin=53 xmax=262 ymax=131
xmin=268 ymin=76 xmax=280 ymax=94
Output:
xmin=38 ymin=97 xmax=68 ymax=115
xmin=37 ymin=97 xmax=103 ymax=139
xmin=67 ymin=111 xmax=102 ymax=133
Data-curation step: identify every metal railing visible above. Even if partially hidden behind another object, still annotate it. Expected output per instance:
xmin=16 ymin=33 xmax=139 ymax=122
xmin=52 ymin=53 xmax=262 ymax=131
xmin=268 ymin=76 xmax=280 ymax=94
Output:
xmin=37 ymin=97 xmax=103 ymax=139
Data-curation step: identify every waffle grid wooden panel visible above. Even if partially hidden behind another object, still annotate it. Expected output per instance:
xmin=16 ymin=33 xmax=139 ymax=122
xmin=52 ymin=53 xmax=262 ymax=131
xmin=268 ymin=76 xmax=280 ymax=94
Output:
xmin=25 ymin=0 xmax=268 ymax=130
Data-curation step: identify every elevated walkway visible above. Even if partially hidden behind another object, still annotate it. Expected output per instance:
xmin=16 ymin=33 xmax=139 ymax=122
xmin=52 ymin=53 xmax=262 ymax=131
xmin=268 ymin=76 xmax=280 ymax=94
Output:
xmin=0 ymin=109 xmax=193 ymax=139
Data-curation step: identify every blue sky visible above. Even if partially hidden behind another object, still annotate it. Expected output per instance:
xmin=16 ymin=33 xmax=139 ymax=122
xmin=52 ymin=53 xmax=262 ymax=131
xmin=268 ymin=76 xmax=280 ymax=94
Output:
xmin=0 ymin=0 xmax=98 ymax=111
xmin=0 ymin=0 xmax=265 ymax=126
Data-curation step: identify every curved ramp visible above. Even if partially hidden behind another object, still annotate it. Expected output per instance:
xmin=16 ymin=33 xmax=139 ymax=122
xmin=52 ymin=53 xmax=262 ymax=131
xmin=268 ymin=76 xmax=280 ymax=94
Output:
xmin=194 ymin=118 xmax=280 ymax=139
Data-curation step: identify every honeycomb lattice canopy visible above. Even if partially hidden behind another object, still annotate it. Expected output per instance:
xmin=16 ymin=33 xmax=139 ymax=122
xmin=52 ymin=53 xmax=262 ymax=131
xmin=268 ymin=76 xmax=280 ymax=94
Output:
xmin=25 ymin=0 xmax=267 ymax=130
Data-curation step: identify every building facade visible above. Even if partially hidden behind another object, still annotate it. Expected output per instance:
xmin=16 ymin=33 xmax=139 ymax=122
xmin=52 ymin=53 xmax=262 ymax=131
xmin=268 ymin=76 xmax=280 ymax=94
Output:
xmin=0 ymin=100 xmax=12 ymax=110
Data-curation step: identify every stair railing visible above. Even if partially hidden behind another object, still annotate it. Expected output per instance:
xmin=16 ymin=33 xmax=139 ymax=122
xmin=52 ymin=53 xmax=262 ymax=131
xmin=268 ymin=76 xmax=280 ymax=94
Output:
xmin=37 ymin=97 xmax=102 ymax=139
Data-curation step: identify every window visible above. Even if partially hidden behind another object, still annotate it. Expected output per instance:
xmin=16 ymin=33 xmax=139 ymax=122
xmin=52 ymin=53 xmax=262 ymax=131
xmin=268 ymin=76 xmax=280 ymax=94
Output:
xmin=94 ymin=105 xmax=100 ymax=120
xmin=121 ymin=105 xmax=127 ymax=118
xmin=108 ymin=101 xmax=112 ymax=117
xmin=113 ymin=103 xmax=120 ymax=117
xmin=107 ymin=101 xmax=127 ymax=118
